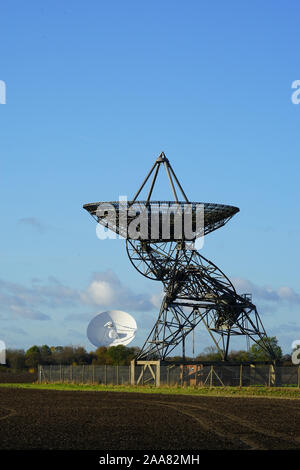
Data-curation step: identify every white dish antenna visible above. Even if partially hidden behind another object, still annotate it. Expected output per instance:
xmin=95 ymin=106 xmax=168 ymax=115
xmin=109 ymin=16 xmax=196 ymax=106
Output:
xmin=87 ymin=310 xmax=137 ymax=348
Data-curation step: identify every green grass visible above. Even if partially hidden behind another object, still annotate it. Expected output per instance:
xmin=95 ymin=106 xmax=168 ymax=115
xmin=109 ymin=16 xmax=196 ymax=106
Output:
xmin=1 ymin=382 xmax=300 ymax=399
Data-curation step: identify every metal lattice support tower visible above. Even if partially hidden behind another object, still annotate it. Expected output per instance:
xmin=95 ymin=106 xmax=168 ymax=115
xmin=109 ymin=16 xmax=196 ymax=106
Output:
xmin=133 ymin=243 xmax=275 ymax=361
xmin=83 ymin=152 xmax=276 ymax=362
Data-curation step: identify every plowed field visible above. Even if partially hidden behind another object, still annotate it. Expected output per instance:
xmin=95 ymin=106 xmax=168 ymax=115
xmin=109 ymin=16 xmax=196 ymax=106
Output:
xmin=0 ymin=388 xmax=299 ymax=450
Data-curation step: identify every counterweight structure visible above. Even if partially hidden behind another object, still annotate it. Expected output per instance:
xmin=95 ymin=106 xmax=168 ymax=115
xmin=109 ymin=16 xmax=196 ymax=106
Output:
xmin=83 ymin=153 xmax=275 ymax=361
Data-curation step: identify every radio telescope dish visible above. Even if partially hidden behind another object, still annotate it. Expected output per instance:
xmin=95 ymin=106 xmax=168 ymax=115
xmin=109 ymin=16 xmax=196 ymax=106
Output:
xmin=87 ymin=310 xmax=137 ymax=348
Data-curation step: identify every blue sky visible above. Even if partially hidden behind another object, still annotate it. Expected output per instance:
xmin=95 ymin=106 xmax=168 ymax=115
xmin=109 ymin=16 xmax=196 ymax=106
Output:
xmin=0 ymin=1 xmax=299 ymax=355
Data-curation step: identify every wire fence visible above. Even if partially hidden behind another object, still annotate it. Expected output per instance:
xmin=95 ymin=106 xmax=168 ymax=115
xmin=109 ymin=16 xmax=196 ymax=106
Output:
xmin=38 ymin=363 xmax=300 ymax=388
xmin=38 ymin=364 xmax=131 ymax=386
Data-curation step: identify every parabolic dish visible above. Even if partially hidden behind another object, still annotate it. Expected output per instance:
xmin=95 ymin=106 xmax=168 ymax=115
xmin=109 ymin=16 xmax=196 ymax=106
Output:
xmin=87 ymin=310 xmax=137 ymax=348
xmin=83 ymin=200 xmax=239 ymax=241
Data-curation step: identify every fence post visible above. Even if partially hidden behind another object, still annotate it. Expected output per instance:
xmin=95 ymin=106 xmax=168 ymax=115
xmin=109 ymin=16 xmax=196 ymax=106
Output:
xmin=269 ymin=364 xmax=276 ymax=387
xmin=116 ymin=365 xmax=119 ymax=385
xmin=239 ymin=364 xmax=243 ymax=387
xmin=210 ymin=365 xmax=213 ymax=387
xmin=130 ymin=361 xmax=135 ymax=385
xmin=250 ymin=364 xmax=255 ymax=385
xmin=156 ymin=361 xmax=160 ymax=387
xmin=60 ymin=364 xmax=62 ymax=382
xmin=105 ymin=365 xmax=107 ymax=385
xmin=298 ymin=366 xmax=300 ymax=389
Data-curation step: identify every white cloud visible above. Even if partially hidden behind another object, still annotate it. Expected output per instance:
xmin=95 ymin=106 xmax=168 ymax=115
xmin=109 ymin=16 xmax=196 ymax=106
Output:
xmin=80 ymin=270 xmax=157 ymax=312
xmin=82 ymin=280 xmax=115 ymax=306
xmin=231 ymin=277 xmax=300 ymax=304
xmin=150 ymin=290 xmax=164 ymax=309
xmin=9 ymin=304 xmax=50 ymax=321
xmin=1 ymin=269 xmax=299 ymax=328
xmin=0 ymin=270 xmax=159 ymax=322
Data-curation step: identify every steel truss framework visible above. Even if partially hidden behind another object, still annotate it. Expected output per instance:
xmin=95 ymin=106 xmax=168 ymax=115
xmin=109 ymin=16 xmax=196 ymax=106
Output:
xmin=127 ymin=240 xmax=275 ymax=360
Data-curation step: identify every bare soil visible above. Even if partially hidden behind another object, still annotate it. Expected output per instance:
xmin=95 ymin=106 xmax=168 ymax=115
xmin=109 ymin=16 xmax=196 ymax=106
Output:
xmin=0 ymin=387 xmax=299 ymax=450
xmin=0 ymin=372 xmax=37 ymax=383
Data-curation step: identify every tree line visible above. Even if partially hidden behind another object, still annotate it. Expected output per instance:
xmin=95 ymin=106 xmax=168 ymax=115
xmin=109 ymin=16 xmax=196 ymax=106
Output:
xmin=3 ymin=345 xmax=140 ymax=370
xmin=1 ymin=336 xmax=292 ymax=372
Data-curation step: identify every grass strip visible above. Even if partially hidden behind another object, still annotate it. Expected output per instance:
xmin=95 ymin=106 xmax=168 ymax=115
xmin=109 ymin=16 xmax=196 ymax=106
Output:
xmin=0 ymin=382 xmax=300 ymax=399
